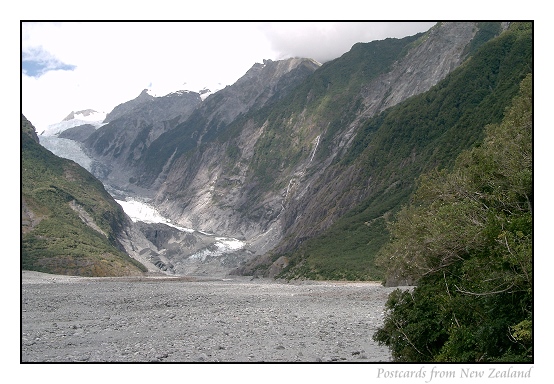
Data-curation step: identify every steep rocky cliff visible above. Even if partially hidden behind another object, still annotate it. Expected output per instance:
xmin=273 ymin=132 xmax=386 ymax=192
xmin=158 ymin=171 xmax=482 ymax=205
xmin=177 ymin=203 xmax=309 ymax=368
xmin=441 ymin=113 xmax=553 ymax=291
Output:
xmin=83 ymin=89 xmax=202 ymax=197
xmin=62 ymin=22 xmax=531 ymax=279
xmin=265 ymin=22 xmax=530 ymax=279
xmin=146 ymin=22 xmax=490 ymax=258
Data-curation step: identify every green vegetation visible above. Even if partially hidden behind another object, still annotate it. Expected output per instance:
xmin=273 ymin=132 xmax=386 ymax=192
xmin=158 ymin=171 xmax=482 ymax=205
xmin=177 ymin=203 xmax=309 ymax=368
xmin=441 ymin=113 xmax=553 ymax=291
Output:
xmin=373 ymin=73 xmax=532 ymax=362
xmin=463 ymin=22 xmax=503 ymax=57
xmin=21 ymin=115 xmax=147 ymax=276
xmin=278 ymin=179 xmax=412 ymax=281
xmin=277 ymin=22 xmax=532 ymax=281
xmin=246 ymin=33 xmax=424 ymax=193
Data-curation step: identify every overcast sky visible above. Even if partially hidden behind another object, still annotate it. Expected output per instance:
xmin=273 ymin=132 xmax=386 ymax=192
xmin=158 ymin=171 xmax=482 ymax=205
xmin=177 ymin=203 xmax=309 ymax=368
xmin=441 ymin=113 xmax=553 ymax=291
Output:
xmin=22 ymin=21 xmax=436 ymax=131
xmin=10 ymin=10 xmax=552 ymax=381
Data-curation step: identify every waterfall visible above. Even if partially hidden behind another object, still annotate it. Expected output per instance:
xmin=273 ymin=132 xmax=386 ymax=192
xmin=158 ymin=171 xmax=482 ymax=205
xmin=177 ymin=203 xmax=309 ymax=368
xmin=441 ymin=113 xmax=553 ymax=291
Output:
xmin=309 ymin=135 xmax=320 ymax=162
xmin=280 ymin=135 xmax=321 ymax=212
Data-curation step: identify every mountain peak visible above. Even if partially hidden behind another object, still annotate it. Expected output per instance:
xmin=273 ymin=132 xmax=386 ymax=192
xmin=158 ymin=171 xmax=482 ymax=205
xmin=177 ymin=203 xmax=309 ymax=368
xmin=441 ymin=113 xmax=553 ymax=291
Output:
xmin=139 ymin=89 xmax=156 ymax=99
xmin=63 ymin=109 xmax=102 ymax=121
xmin=41 ymin=110 xmax=107 ymax=136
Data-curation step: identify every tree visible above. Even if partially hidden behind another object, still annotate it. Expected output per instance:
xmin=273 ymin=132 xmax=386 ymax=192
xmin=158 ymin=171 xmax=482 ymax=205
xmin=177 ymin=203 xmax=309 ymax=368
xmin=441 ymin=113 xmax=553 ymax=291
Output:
xmin=373 ymin=73 xmax=532 ymax=362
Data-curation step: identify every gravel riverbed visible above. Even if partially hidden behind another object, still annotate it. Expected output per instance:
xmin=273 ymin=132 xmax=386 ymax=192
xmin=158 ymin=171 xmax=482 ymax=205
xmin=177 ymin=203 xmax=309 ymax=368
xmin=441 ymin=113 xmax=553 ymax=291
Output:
xmin=21 ymin=271 xmax=402 ymax=363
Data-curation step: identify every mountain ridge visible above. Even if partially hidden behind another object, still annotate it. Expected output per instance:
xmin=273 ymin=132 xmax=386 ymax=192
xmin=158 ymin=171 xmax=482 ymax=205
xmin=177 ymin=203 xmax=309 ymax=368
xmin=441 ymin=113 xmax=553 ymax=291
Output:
xmin=27 ymin=22 xmax=532 ymax=280
xmin=146 ymin=22 xmax=495 ymax=267
xmin=21 ymin=115 xmax=148 ymax=276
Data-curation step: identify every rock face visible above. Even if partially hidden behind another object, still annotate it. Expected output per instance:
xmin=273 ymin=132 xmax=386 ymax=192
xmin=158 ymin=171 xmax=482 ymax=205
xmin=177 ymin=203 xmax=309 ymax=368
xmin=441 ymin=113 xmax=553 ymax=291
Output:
xmin=103 ymin=89 xmax=156 ymax=123
xmin=143 ymin=23 xmax=485 ymax=258
xmin=138 ymin=57 xmax=322 ymax=189
xmin=358 ymin=22 xmax=480 ymax=118
xmin=58 ymin=124 xmax=97 ymax=142
xmin=83 ymin=89 xmax=203 ymax=197
xmin=128 ymin=222 xmax=256 ymax=278
xmin=55 ymin=22 xmax=516 ymax=278
xmin=63 ymin=109 xmax=100 ymax=121
xmin=269 ymin=23 xmax=483 ymax=252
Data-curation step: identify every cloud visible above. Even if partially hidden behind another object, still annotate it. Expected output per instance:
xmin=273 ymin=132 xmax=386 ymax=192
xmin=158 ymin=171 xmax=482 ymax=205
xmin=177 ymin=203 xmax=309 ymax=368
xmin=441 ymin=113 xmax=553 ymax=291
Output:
xmin=260 ymin=22 xmax=436 ymax=63
xmin=21 ymin=21 xmax=436 ymax=131
xmin=21 ymin=22 xmax=279 ymax=130
xmin=22 ymin=46 xmax=77 ymax=77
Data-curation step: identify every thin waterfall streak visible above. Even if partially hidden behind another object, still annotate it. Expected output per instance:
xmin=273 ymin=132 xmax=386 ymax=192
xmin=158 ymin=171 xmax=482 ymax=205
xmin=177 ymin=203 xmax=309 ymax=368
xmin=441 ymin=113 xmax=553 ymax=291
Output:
xmin=309 ymin=135 xmax=320 ymax=162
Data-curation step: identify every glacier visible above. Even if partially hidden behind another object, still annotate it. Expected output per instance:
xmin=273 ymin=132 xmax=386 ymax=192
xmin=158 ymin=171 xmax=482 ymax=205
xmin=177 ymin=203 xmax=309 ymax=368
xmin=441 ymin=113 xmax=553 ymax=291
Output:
xmin=36 ymin=104 xmax=247 ymax=276
xmin=39 ymin=136 xmax=94 ymax=172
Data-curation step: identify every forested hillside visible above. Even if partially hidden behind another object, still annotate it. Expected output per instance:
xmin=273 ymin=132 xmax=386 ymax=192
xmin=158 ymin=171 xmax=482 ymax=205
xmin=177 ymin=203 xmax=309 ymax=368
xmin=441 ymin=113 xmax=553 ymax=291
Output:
xmin=373 ymin=71 xmax=532 ymax=362
xmin=271 ymin=22 xmax=532 ymax=281
xmin=21 ymin=115 xmax=147 ymax=276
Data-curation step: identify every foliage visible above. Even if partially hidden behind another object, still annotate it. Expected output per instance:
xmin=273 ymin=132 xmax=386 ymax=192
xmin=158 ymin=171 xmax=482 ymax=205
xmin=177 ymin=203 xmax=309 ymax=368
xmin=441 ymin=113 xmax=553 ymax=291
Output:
xmin=278 ymin=22 xmax=532 ymax=281
xmin=21 ymin=115 xmax=147 ymax=276
xmin=463 ymin=22 xmax=503 ymax=57
xmin=277 ymin=180 xmax=411 ymax=281
xmin=373 ymin=72 xmax=532 ymax=362
xmin=245 ymin=33 xmax=423 ymax=192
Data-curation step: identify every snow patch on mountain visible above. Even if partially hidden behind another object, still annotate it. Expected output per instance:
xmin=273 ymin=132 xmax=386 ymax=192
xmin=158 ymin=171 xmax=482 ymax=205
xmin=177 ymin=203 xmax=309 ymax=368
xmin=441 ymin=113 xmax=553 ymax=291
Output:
xmin=115 ymin=198 xmax=195 ymax=233
xmin=146 ymin=85 xmax=223 ymax=101
xmin=188 ymin=237 xmax=245 ymax=261
xmin=40 ymin=110 xmax=107 ymax=136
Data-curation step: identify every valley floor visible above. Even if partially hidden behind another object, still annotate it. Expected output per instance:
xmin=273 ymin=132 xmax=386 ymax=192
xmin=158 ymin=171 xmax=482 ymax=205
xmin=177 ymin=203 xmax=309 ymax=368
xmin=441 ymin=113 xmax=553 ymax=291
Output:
xmin=21 ymin=271 xmax=398 ymax=363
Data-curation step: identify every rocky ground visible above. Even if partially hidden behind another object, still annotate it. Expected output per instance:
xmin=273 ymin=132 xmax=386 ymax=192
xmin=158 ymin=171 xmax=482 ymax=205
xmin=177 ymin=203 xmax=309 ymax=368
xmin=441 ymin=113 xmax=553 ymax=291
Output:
xmin=21 ymin=271 xmax=404 ymax=363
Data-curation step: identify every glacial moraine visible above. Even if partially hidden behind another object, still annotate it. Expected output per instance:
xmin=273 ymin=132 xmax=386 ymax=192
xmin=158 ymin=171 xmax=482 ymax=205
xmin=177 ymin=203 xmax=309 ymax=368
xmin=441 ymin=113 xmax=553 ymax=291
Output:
xmin=22 ymin=271 xmax=402 ymax=362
